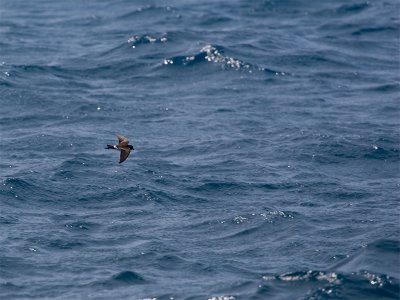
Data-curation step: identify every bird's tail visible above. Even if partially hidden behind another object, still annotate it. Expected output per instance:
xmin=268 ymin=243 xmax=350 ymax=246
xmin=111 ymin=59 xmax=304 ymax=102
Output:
xmin=105 ymin=144 xmax=115 ymax=149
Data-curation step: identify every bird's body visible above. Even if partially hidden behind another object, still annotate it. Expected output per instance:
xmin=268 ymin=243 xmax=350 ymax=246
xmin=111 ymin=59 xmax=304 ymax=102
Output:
xmin=106 ymin=145 xmax=118 ymax=150
xmin=106 ymin=134 xmax=134 ymax=163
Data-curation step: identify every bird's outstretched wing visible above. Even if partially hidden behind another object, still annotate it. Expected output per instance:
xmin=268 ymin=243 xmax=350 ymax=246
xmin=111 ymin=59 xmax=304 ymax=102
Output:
xmin=117 ymin=134 xmax=129 ymax=146
xmin=119 ymin=147 xmax=131 ymax=163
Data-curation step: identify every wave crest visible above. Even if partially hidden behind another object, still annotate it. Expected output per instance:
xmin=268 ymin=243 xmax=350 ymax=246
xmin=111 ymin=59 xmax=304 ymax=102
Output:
xmin=127 ymin=34 xmax=168 ymax=47
xmin=163 ymin=44 xmax=280 ymax=74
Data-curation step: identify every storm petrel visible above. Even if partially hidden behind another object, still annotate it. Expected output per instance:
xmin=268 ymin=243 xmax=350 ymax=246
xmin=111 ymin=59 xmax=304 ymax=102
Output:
xmin=106 ymin=134 xmax=134 ymax=163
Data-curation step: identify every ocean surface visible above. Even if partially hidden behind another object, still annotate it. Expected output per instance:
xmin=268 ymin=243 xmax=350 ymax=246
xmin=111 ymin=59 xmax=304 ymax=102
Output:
xmin=0 ymin=0 xmax=399 ymax=299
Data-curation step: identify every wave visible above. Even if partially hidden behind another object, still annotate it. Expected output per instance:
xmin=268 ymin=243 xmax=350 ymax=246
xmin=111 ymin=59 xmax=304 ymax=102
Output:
xmin=162 ymin=44 xmax=282 ymax=74
xmin=86 ymin=270 xmax=147 ymax=290
xmin=109 ymin=270 xmax=147 ymax=285
xmin=119 ymin=4 xmax=178 ymax=20
xmin=336 ymin=2 xmax=370 ymax=14
xmin=334 ymin=239 xmax=400 ymax=278
xmin=261 ymin=269 xmax=398 ymax=299
xmin=1 ymin=177 xmax=59 ymax=205
xmin=352 ymin=26 xmax=398 ymax=36
xmin=314 ymin=2 xmax=370 ymax=18
xmin=127 ymin=34 xmax=168 ymax=48
xmin=366 ymin=83 xmax=400 ymax=93
xmin=5 ymin=42 xmax=283 ymax=83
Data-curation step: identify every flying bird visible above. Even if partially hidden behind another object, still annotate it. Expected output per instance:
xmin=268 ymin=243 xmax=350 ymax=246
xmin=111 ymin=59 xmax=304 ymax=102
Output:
xmin=106 ymin=134 xmax=134 ymax=163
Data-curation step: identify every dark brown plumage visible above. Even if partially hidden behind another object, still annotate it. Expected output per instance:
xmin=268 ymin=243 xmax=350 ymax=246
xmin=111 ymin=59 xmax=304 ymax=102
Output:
xmin=106 ymin=134 xmax=134 ymax=163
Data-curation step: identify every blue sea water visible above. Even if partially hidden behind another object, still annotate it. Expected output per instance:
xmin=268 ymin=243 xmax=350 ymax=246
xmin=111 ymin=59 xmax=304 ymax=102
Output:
xmin=0 ymin=0 xmax=399 ymax=299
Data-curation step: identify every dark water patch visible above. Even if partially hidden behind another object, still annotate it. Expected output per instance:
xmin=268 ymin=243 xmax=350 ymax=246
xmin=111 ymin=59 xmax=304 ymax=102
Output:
xmin=371 ymin=240 xmax=400 ymax=253
xmin=336 ymin=2 xmax=370 ymax=14
xmin=90 ymin=270 xmax=148 ymax=290
xmin=352 ymin=26 xmax=398 ymax=36
xmin=365 ymin=83 xmax=400 ymax=93
xmin=9 ymin=60 xmax=149 ymax=84
xmin=190 ymin=181 xmax=248 ymax=193
xmin=214 ymin=108 xmax=235 ymax=113
xmin=3 ymin=177 xmax=36 ymax=190
xmin=0 ymin=282 xmax=26 ymax=296
xmin=110 ymin=270 xmax=146 ymax=285
xmin=0 ymin=215 xmax=19 ymax=225
xmin=0 ymin=256 xmax=42 ymax=279
xmin=282 ymin=52 xmax=356 ymax=70
xmin=7 ymin=64 xmax=93 ymax=86
xmin=309 ymin=138 xmax=399 ymax=164
xmin=52 ymin=156 xmax=108 ymax=181
xmin=197 ymin=15 xmax=234 ymax=26
xmin=316 ymin=188 xmax=373 ymax=201
xmin=313 ymin=2 xmax=370 ymax=19
xmin=74 ymin=185 xmax=143 ymax=206
xmin=0 ymin=79 xmax=13 ymax=88
xmin=221 ymin=225 xmax=263 ymax=240
xmin=46 ymin=239 xmax=86 ymax=250
xmin=258 ymin=182 xmax=300 ymax=191
xmin=1 ymin=177 xmax=60 ymax=205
